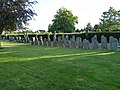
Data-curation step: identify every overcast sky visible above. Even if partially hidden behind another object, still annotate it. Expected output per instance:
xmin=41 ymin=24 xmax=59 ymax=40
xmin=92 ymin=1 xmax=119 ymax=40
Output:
xmin=29 ymin=0 xmax=120 ymax=31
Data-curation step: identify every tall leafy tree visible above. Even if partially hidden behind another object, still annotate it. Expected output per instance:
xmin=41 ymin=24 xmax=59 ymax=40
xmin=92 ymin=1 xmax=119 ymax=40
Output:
xmin=99 ymin=7 xmax=120 ymax=31
xmin=0 ymin=0 xmax=37 ymax=35
xmin=0 ymin=0 xmax=37 ymax=48
xmin=48 ymin=7 xmax=78 ymax=33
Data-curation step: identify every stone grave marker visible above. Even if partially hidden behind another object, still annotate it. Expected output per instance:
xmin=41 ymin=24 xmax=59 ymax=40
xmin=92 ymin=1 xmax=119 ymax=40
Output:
xmin=91 ymin=35 xmax=98 ymax=49
xmin=58 ymin=36 xmax=62 ymax=47
xmin=76 ymin=37 xmax=82 ymax=48
xmin=71 ymin=35 xmax=76 ymax=48
xmin=101 ymin=35 xmax=107 ymax=49
xmin=109 ymin=36 xmax=118 ymax=50
xmin=39 ymin=36 xmax=44 ymax=46
xmin=83 ymin=39 xmax=90 ymax=49
xmin=43 ymin=38 xmax=48 ymax=46
xmin=48 ymin=35 xmax=52 ymax=46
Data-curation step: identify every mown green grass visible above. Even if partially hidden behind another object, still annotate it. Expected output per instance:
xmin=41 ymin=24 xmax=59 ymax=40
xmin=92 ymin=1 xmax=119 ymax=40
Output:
xmin=0 ymin=41 xmax=120 ymax=90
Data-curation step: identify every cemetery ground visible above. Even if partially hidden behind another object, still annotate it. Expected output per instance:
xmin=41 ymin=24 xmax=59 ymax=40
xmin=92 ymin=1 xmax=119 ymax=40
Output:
xmin=0 ymin=41 xmax=120 ymax=90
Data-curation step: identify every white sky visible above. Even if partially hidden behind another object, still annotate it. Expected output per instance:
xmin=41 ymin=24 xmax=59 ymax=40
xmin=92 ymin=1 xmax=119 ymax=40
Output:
xmin=29 ymin=0 xmax=120 ymax=31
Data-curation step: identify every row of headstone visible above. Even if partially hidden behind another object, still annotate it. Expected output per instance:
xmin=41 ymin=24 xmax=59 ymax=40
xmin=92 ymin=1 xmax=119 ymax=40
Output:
xmin=31 ymin=35 xmax=119 ymax=50
xmin=2 ymin=35 xmax=30 ymax=43
xmin=2 ymin=34 xmax=120 ymax=50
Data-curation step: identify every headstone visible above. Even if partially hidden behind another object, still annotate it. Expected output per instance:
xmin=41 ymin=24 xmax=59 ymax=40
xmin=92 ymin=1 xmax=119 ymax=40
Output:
xmin=58 ymin=36 xmax=62 ymax=47
xmin=71 ymin=35 xmax=76 ymax=48
xmin=39 ymin=36 xmax=44 ymax=46
xmin=83 ymin=39 xmax=90 ymax=49
xmin=48 ymin=35 xmax=52 ymax=46
xmin=34 ymin=35 xmax=39 ymax=45
xmin=101 ymin=35 xmax=107 ymax=49
xmin=21 ymin=37 xmax=24 ymax=43
xmin=24 ymin=33 xmax=29 ymax=43
xmin=109 ymin=36 xmax=118 ymax=50
xmin=19 ymin=36 xmax=21 ymax=42
xmin=3 ymin=36 xmax=5 ymax=40
xmin=9 ymin=36 xmax=13 ymax=42
xmin=76 ymin=37 xmax=83 ymax=48
xmin=53 ymin=31 xmax=58 ymax=47
xmin=13 ymin=36 xmax=17 ymax=42
xmin=62 ymin=34 xmax=65 ymax=41
xmin=53 ymin=31 xmax=56 ymax=42
xmin=64 ymin=35 xmax=70 ymax=48
xmin=91 ymin=35 xmax=98 ymax=49
xmin=43 ymin=38 xmax=48 ymax=46
xmin=61 ymin=34 xmax=65 ymax=47
xmin=48 ymin=34 xmax=50 ymax=41
xmin=32 ymin=37 xmax=35 ymax=45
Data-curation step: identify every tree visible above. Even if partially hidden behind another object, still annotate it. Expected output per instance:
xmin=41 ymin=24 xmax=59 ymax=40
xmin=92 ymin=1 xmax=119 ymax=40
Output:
xmin=83 ymin=23 xmax=93 ymax=39
xmin=86 ymin=22 xmax=93 ymax=31
xmin=94 ymin=24 xmax=102 ymax=32
xmin=48 ymin=7 xmax=78 ymax=33
xmin=0 ymin=0 xmax=37 ymax=35
xmin=0 ymin=0 xmax=37 ymax=48
xmin=99 ymin=7 xmax=120 ymax=31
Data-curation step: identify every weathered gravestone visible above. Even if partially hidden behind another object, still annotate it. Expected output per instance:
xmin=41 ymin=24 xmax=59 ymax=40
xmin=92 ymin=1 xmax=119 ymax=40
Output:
xmin=61 ymin=34 xmax=65 ymax=47
xmin=101 ymin=35 xmax=107 ymax=49
xmin=24 ymin=34 xmax=29 ymax=43
xmin=53 ymin=31 xmax=58 ymax=47
xmin=34 ymin=35 xmax=39 ymax=45
xmin=53 ymin=31 xmax=56 ymax=42
xmin=19 ymin=36 xmax=22 ymax=42
xmin=109 ymin=36 xmax=118 ymax=50
xmin=39 ymin=36 xmax=44 ymax=46
xmin=14 ymin=36 xmax=17 ymax=42
xmin=17 ymin=36 xmax=21 ymax=42
xmin=9 ymin=36 xmax=13 ymax=42
xmin=76 ymin=37 xmax=83 ymax=48
xmin=91 ymin=35 xmax=98 ymax=49
xmin=43 ymin=38 xmax=48 ymax=46
xmin=15 ymin=36 xmax=18 ymax=42
xmin=32 ymin=37 xmax=35 ymax=45
xmin=20 ymin=36 xmax=24 ymax=43
xmin=58 ymin=36 xmax=62 ymax=47
xmin=64 ymin=35 xmax=70 ymax=48
xmin=83 ymin=39 xmax=90 ymax=49
xmin=71 ymin=35 xmax=76 ymax=48
xmin=48 ymin=35 xmax=52 ymax=46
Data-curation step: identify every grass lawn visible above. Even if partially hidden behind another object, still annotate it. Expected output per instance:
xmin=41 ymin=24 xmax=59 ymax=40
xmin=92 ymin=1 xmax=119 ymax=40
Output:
xmin=0 ymin=41 xmax=120 ymax=90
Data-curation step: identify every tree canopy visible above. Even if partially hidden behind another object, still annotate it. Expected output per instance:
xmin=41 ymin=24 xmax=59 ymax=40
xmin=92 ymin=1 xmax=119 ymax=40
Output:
xmin=0 ymin=0 xmax=37 ymax=35
xmin=99 ymin=7 xmax=120 ymax=31
xmin=48 ymin=7 xmax=78 ymax=33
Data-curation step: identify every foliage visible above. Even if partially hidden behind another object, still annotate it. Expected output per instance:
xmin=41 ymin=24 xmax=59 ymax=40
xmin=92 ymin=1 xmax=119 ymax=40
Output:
xmin=96 ymin=29 xmax=102 ymax=32
xmin=99 ymin=7 xmax=120 ymax=31
xmin=0 ymin=0 xmax=37 ymax=35
xmin=0 ymin=41 xmax=120 ymax=89
xmin=85 ymin=22 xmax=94 ymax=31
xmin=48 ymin=7 xmax=78 ymax=33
